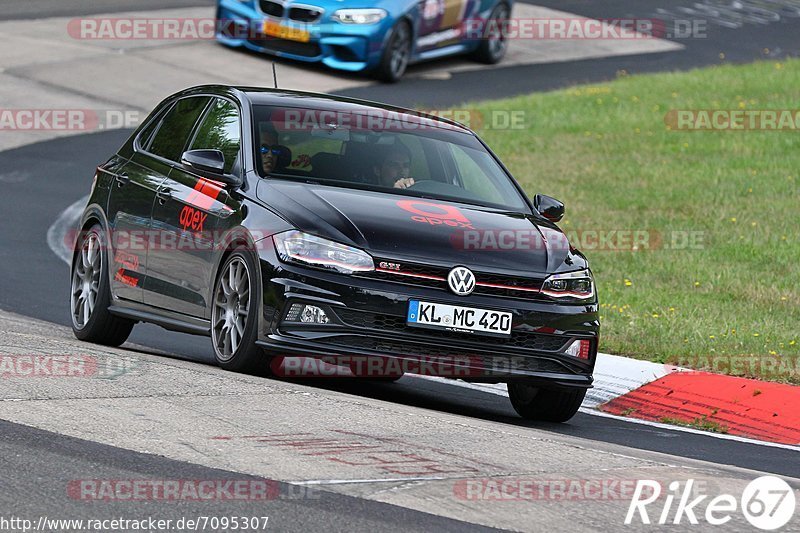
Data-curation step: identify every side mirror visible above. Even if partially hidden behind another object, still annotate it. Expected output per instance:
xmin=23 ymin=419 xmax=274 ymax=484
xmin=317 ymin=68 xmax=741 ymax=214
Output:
xmin=181 ymin=149 xmax=238 ymax=186
xmin=533 ymin=194 xmax=565 ymax=222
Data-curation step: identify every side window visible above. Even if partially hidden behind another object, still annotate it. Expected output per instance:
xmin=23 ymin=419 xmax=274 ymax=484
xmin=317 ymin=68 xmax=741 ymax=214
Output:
xmin=190 ymin=98 xmax=241 ymax=175
xmin=148 ymin=97 xmax=211 ymax=162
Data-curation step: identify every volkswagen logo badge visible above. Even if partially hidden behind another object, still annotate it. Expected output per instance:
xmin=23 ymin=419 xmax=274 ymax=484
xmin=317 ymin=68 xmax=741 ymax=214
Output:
xmin=448 ymin=266 xmax=476 ymax=296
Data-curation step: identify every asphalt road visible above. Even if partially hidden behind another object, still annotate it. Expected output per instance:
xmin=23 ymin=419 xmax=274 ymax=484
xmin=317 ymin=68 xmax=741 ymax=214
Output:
xmin=0 ymin=419 xmax=494 ymax=532
xmin=1 ymin=1 xmax=799 ymax=531
xmin=3 ymin=0 xmax=799 ymax=106
xmin=1 ymin=128 xmax=798 ymax=482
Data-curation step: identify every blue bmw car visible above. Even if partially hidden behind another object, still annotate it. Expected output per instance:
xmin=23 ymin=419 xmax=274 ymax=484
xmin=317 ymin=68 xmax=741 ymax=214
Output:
xmin=216 ymin=0 xmax=511 ymax=81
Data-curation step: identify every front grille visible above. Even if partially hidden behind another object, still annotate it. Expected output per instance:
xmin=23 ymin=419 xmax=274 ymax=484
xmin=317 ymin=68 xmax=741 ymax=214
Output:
xmin=259 ymin=0 xmax=284 ymax=17
xmin=333 ymin=309 xmax=569 ymax=352
xmin=325 ymin=336 xmax=573 ymax=375
xmin=357 ymin=260 xmax=545 ymax=300
xmin=247 ymin=37 xmax=321 ymax=57
xmin=289 ymin=6 xmax=323 ymax=22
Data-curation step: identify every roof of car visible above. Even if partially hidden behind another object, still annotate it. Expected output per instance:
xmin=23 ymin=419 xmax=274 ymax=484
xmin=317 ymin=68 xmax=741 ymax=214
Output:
xmin=177 ymin=85 xmax=474 ymax=134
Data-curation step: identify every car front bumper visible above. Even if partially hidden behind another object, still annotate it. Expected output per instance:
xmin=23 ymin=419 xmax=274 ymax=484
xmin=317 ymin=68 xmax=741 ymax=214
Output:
xmin=216 ymin=0 xmax=390 ymax=71
xmin=256 ymin=245 xmax=599 ymax=387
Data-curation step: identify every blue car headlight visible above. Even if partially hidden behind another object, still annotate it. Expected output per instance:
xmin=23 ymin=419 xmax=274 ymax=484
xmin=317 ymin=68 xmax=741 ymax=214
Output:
xmin=331 ymin=9 xmax=388 ymax=24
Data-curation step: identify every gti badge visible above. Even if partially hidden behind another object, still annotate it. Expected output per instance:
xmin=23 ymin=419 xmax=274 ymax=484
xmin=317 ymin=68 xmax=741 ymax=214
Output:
xmin=448 ymin=266 xmax=476 ymax=296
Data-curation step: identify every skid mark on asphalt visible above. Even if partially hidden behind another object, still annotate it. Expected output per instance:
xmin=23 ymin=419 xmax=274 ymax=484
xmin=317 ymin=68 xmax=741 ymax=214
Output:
xmin=209 ymin=430 xmax=504 ymax=477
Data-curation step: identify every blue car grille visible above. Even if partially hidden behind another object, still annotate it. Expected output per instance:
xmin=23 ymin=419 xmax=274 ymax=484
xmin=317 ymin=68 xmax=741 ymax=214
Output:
xmin=259 ymin=1 xmax=323 ymax=23
xmin=259 ymin=0 xmax=283 ymax=17
xmin=288 ymin=7 xmax=323 ymax=23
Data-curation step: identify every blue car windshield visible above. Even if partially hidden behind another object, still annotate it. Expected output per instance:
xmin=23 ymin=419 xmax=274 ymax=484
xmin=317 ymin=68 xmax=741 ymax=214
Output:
xmin=252 ymin=105 xmax=530 ymax=212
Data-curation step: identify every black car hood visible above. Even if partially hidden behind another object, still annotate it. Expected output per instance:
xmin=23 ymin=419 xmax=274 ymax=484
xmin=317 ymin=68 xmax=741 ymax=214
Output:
xmin=257 ymin=180 xmax=574 ymax=274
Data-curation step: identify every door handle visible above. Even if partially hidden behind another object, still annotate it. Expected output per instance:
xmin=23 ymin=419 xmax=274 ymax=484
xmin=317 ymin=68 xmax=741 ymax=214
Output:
xmin=115 ymin=173 xmax=130 ymax=187
xmin=156 ymin=188 xmax=172 ymax=205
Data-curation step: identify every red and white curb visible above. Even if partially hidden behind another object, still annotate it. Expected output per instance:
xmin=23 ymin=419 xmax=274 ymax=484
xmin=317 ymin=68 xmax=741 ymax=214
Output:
xmin=425 ymin=353 xmax=800 ymax=449
xmin=598 ymin=366 xmax=800 ymax=446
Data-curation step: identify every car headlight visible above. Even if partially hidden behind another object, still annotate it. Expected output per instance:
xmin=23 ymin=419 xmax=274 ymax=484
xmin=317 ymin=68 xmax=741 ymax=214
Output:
xmin=541 ymin=269 xmax=595 ymax=301
xmin=332 ymin=9 xmax=387 ymax=24
xmin=273 ymin=230 xmax=374 ymax=274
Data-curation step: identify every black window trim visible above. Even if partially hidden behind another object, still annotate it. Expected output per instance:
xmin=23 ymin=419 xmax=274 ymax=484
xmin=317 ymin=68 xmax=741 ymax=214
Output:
xmin=134 ymin=102 xmax=175 ymax=153
xmin=134 ymin=94 xmax=245 ymax=180
xmin=139 ymin=95 xmax=213 ymax=165
xmin=186 ymin=96 xmax=244 ymax=179
xmin=133 ymin=95 xmax=211 ymax=164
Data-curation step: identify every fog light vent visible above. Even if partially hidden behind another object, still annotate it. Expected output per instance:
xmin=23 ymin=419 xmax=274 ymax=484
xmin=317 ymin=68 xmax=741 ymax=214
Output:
xmin=565 ymin=339 xmax=591 ymax=360
xmin=285 ymin=303 xmax=304 ymax=322
xmin=285 ymin=303 xmax=330 ymax=324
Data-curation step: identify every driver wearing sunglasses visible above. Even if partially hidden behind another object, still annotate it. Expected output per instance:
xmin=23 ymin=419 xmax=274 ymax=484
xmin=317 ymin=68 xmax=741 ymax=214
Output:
xmin=260 ymin=144 xmax=290 ymax=173
xmin=258 ymin=123 xmax=291 ymax=174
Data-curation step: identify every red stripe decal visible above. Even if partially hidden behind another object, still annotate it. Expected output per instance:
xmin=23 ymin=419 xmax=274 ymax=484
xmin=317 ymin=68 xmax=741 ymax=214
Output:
xmin=599 ymin=372 xmax=800 ymax=445
xmin=186 ymin=178 xmax=223 ymax=211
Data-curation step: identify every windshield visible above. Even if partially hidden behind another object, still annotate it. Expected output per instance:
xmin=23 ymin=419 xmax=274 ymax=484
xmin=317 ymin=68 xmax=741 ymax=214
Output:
xmin=251 ymin=105 xmax=529 ymax=212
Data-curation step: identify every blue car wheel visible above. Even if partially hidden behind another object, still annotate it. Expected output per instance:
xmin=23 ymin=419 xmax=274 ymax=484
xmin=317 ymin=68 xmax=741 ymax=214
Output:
xmin=374 ymin=20 xmax=412 ymax=82
xmin=472 ymin=2 xmax=510 ymax=64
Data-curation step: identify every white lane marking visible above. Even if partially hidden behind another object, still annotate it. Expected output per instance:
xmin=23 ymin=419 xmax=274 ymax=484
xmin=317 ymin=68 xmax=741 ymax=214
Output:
xmin=580 ymin=408 xmax=800 ymax=452
xmin=288 ymin=476 xmax=455 ymax=485
xmin=415 ymin=375 xmax=800 ymax=452
xmin=46 ymin=194 xmax=87 ymax=265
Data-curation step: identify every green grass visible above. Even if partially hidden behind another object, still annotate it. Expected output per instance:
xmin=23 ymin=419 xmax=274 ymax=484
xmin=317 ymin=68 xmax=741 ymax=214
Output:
xmin=660 ymin=416 xmax=730 ymax=434
xmin=451 ymin=60 xmax=800 ymax=383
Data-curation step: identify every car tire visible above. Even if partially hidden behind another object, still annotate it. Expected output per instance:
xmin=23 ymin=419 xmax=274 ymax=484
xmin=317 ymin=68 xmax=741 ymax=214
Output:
xmin=374 ymin=21 xmax=412 ymax=83
xmin=507 ymin=382 xmax=586 ymax=422
xmin=211 ymin=248 xmax=270 ymax=374
xmin=472 ymin=3 xmax=510 ymax=64
xmin=70 ymin=224 xmax=135 ymax=346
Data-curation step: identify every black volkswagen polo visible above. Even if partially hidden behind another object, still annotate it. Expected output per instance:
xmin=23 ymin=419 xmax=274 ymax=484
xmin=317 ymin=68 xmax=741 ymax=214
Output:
xmin=70 ymin=85 xmax=599 ymax=422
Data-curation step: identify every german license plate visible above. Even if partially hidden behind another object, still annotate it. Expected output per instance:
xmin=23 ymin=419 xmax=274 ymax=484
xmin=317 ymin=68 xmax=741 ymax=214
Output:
xmin=407 ymin=300 xmax=512 ymax=337
xmin=263 ymin=20 xmax=310 ymax=42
